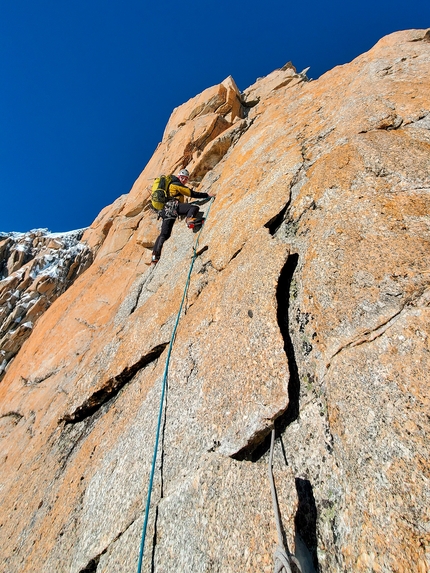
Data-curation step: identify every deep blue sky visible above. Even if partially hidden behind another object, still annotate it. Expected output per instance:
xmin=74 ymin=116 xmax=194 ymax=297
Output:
xmin=1 ymin=1 xmax=429 ymax=232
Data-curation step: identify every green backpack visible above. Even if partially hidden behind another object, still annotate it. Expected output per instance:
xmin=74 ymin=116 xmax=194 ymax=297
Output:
xmin=151 ymin=175 xmax=172 ymax=210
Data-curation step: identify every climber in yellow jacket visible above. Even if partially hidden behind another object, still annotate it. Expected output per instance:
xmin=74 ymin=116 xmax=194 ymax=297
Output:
xmin=151 ymin=169 xmax=214 ymax=264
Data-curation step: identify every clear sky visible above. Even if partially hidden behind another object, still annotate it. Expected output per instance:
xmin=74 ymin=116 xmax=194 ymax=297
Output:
xmin=1 ymin=0 xmax=429 ymax=233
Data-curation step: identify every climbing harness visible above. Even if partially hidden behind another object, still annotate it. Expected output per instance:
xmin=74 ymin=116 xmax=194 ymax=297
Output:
xmin=269 ymin=429 xmax=303 ymax=573
xmin=162 ymin=198 xmax=180 ymax=220
xmin=136 ymin=198 xmax=215 ymax=573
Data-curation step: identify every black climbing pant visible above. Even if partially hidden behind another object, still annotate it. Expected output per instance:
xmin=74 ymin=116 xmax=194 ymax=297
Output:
xmin=152 ymin=202 xmax=199 ymax=258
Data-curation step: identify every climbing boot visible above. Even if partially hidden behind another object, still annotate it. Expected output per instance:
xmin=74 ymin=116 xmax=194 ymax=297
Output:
xmin=187 ymin=217 xmax=205 ymax=229
xmin=151 ymin=255 xmax=159 ymax=265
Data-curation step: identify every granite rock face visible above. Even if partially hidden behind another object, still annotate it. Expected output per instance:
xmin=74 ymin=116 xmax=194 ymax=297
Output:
xmin=0 ymin=29 xmax=429 ymax=573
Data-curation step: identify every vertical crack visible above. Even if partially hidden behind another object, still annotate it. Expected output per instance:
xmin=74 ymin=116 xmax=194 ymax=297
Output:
xmin=130 ymin=270 xmax=158 ymax=315
xmin=274 ymin=253 xmax=301 ymax=433
xmin=264 ymin=203 xmax=290 ymax=235
xmin=150 ymin=382 xmax=169 ymax=572
xmin=231 ymin=253 xmax=301 ymax=461
xmin=294 ymin=478 xmax=319 ymax=572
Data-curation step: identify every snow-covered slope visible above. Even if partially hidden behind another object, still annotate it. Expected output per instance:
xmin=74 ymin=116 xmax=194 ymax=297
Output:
xmin=0 ymin=228 xmax=93 ymax=379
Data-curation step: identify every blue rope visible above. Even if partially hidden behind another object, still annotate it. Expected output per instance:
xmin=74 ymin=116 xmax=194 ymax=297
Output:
xmin=136 ymin=198 xmax=214 ymax=573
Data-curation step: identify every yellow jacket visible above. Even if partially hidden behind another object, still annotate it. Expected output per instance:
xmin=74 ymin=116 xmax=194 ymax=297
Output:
xmin=168 ymin=176 xmax=193 ymax=203
xmin=167 ymin=175 xmax=210 ymax=203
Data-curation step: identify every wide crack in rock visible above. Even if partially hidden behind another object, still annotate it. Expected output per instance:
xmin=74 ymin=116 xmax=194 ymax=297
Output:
xmin=79 ymin=556 xmax=100 ymax=573
xmin=61 ymin=343 xmax=168 ymax=424
xmin=231 ymin=253 xmax=300 ymax=461
xmin=76 ymin=517 xmax=137 ymax=573
xmin=264 ymin=203 xmax=290 ymax=235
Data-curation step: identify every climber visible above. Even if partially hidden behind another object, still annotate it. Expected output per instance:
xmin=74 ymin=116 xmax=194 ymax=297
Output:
xmin=151 ymin=169 xmax=214 ymax=265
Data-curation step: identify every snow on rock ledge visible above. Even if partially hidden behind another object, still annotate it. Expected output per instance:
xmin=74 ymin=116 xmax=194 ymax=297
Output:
xmin=0 ymin=228 xmax=93 ymax=380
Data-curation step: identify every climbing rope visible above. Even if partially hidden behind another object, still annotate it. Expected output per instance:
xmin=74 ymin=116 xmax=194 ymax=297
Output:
xmin=269 ymin=429 xmax=303 ymax=573
xmin=136 ymin=198 xmax=215 ymax=573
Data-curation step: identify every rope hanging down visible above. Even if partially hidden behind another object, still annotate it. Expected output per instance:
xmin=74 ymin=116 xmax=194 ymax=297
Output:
xmin=269 ymin=429 xmax=303 ymax=573
xmin=136 ymin=198 xmax=215 ymax=573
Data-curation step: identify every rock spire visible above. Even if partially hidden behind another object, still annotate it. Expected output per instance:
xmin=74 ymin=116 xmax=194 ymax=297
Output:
xmin=0 ymin=29 xmax=429 ymax=573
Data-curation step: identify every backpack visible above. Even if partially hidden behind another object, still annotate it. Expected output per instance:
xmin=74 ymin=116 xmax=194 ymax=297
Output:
xmin=151 ymin=175 xmax=172 ymax=210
